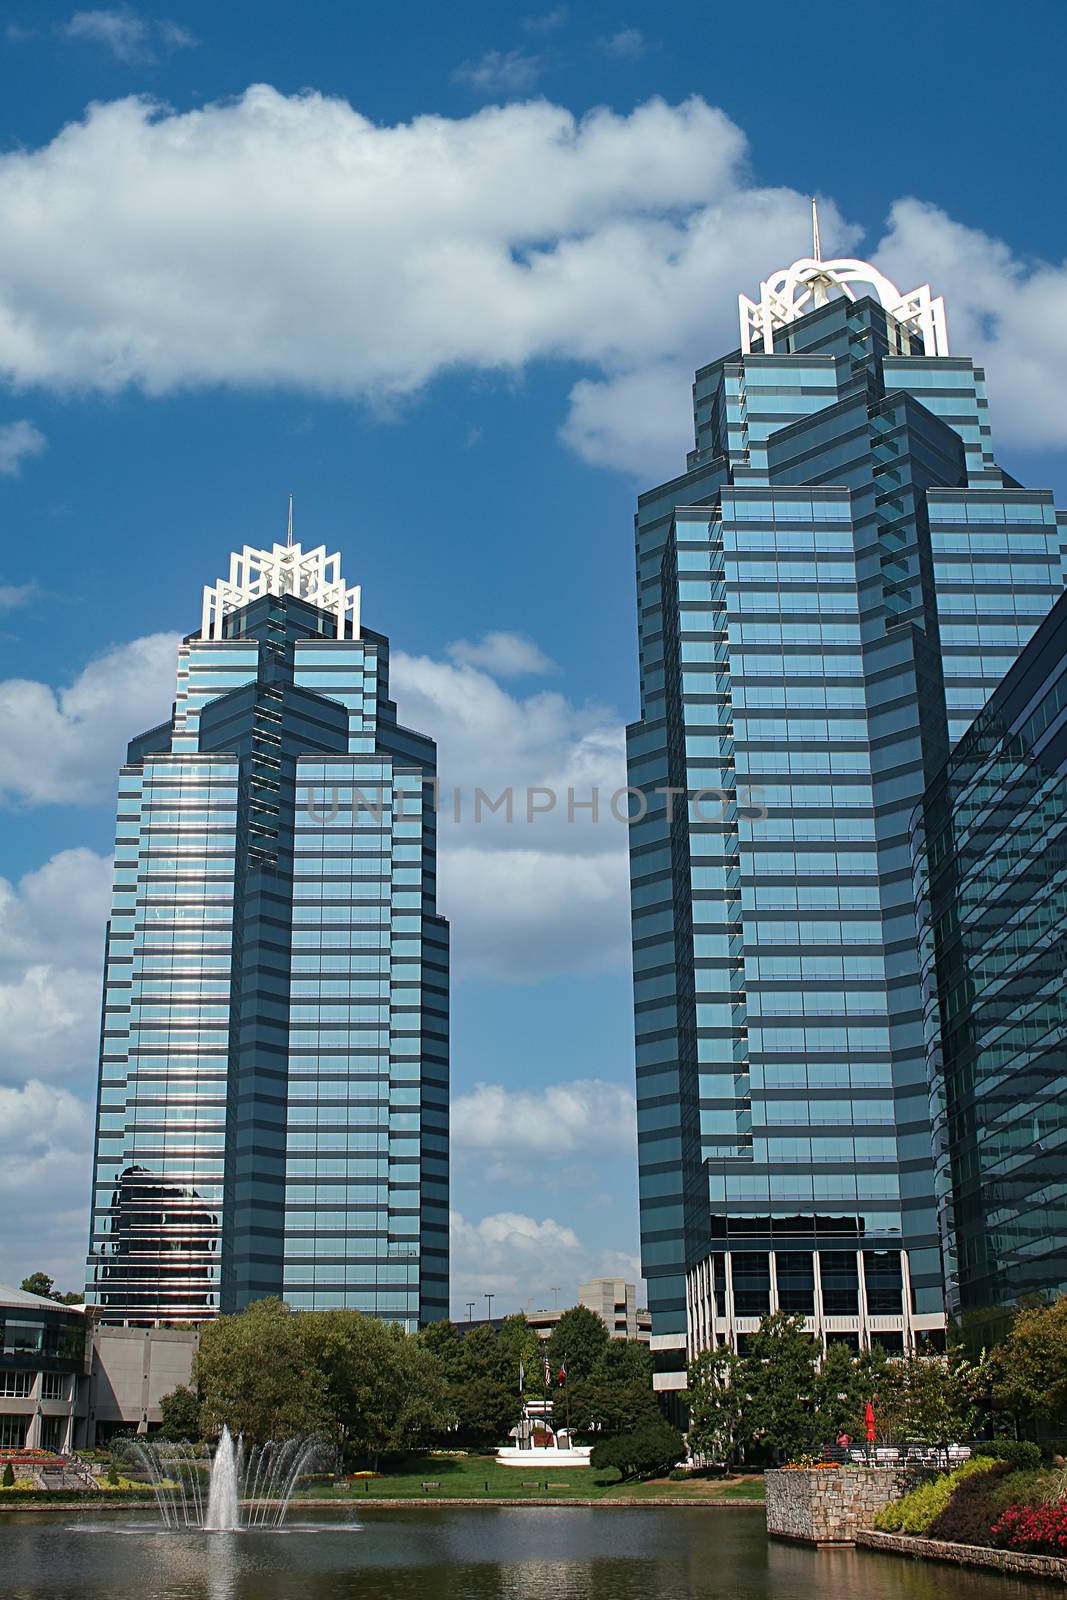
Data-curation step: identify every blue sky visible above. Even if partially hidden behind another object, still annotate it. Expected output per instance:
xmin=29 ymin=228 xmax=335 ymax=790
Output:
xmin=0 ymin=0 xmax=1065 ymax=1314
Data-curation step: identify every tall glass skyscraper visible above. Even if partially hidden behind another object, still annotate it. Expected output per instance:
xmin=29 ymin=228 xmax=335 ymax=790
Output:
xmin=914 ymin=587 xmax=1067 ymax=1335
xmin=86 ymin=538 xmax=449 ymax=1328
xmin=626 ymin=239 xmax=1067 ymax=1391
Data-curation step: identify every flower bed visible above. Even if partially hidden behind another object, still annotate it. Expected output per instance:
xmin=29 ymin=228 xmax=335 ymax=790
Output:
xmin=992 ymin=1501 xmax=1067 ymax=1554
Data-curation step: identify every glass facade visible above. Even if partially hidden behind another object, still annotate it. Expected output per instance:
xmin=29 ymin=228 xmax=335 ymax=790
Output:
xmin=627 ymin=291 xmax=1067 ymax=1383
xmin=914 ymin=587 xmax=1067 ymax=1331
xmin=86 ymin=548 xmax=448 ymax=1328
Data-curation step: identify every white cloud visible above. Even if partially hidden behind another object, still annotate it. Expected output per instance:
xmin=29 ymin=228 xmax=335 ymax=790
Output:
xmin=874 ymin=199 xmax=1067 ymax=452
xmin=561 ymin=361 xmax=693 ymax=479
xmin=0 ymin=89 xmax=783 ymax=441
xmin=390 ymin=651 xmax=625 ymax=844
xmin=0 ymin=582 xmax=37 ymax=612
xmin=447 ymin=630 xmax=557 ymax=677
xmin=522 ymin=7 xmax=568 ymax=34
xmin=0 ymin=847 xmax=112 ymax=1082
xmin=450 ymin=1208 xmax=640 ymax=1318
xmin=439 ymin=846 xmax=627 ymax=980
xmin=0 ymin=1079 xmax=94 ymax=1293
xmin=61 ymin=8 xmax=197 ymax=64
xmin=601 ymin=27 xmax=646 ymax=60
xmin=453 ymin=1078 xmax=636 ymax=1158
xmin=0 ymin=631 xmax=179 ymax=804
xmin=0 ymin=88 xmax=1057 ymax=478
xmin=391 ymin=647 xmax=629 ymax=979
xmin=0 ymin=419 xmax=46 ymax=477
xmin=451 ymin=49 xmax=541 ymax=95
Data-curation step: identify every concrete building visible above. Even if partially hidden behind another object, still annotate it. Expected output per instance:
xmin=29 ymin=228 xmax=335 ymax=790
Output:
xmin=464 ymin=1279 xmax=652 ymax=1342
xmin=626 ymin=219 xmax=1067 ymax=1387
xmin=85 ymin=1323 xmax=200 ymax=1446
xmin=86 ymin=534 xmax=449 ymax=1328
xmin=0 ymin=1281 xmax=198 ymax=1450
xmin=576 ymin=1277 xmax=647 ymax=1341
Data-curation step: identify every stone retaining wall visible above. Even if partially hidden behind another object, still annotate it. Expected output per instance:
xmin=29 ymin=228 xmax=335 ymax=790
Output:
xmin=766 ymin=1467 xmax=915 ymax=1544
xmin=858 ymin=1529 xmax=1067 ymax=1583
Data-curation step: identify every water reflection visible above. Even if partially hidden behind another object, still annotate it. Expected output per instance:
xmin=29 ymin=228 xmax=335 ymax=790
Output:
xmin=1 ymin=1508 xmax=1061 ymax=1600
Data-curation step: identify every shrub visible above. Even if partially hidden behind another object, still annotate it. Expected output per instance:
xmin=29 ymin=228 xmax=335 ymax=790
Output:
xmin=992 ymin=1500 xmax=1067 ymax=1554
xmin=973 ymin=1440 xmax=1042 ymax=1472
xmin=591 ymin=1419 xmax=685 ymax=1481
xmin=668 ymin=1467 xmax=689 ymax=1481
xmin=927 ymin=1462 xmax=1011 ymax=1545
xmin=2 ymin=1465 xmax=14 ymax=1487
xmin=873 ymin=1456 xmax=995 ymax=1535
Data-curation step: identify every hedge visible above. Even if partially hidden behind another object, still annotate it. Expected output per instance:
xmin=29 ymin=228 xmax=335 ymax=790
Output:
xmin=873 ymin=1456 xmax=996 ymax=1535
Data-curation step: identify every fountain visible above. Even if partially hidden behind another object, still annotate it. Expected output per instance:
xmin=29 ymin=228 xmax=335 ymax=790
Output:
xmin=203 ymin=1426 xmax=240 ymax=1531
xmin=121 ymin=1426 xmax=324 ymax=1531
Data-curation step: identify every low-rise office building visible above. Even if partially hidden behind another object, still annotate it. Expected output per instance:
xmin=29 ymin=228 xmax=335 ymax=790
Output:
xmin=0 ymin=1284 xmax=87 ymax=1452
xmin=0 ymin=1282 xmax=198 ymax=1449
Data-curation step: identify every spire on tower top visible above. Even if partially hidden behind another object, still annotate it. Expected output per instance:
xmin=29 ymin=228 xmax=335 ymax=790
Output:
xmin=287 ymin=492 xmax=294 ymax=549
xmin=737 ymin=220 xmax=949 ymax=359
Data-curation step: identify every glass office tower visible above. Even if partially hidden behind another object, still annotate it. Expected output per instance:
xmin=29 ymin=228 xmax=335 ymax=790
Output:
xmin=914 ymin=587 xmax=1067 ymax=1336
xmin=626 ymin=244 xmax=1067 ymax=1390
xmin=86 ymin=539 xmax=449 ymax=1328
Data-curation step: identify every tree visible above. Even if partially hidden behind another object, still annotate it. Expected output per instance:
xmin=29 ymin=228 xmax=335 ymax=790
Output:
xmin=683 ymin=1345 xmax=742 ymax=1465
xmin=419 ymin=1319 xmax=465 ymax=1382
xmin=159 ymin=1384 xmax=201 ymax=1442
xmin=497 ymin=1314 xmax=541 ymax=1393
xmin=994 ymin=1298 xmax=1067 ymax=1432
xmin=196 ymin=1297 xmax=330 ymax=1444
xmin=591 ymin=1418 xmax=686 ymax=1481
xmin=738 ymin=1312 xmax=820 ymax=1461
xmin=452 ymin=1377 xmax=519 ymax=1447
xmin=20 ymin=1272 xmax=55 ymax=1299
xmin=457 ymin=1323 xmax=511 ymax=1385
xmin=19 ymin=1271 xmax=81 ymax=1305
xmin=871 ymin=1350 xmax=985 ymax=1451
xmin=546 ymin=1306 xmax=609 ymax=1381
xmin=565 ymin=1378 xmax=660 ymax=1439
xmin=295 ymin=1308 xmax=450 ymax=1465
xmin=594 ymin=1338 xmax=653 ymax=1387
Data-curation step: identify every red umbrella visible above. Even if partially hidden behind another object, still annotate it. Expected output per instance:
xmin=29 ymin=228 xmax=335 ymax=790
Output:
xmin=865 ymin=1401 xmax=877 ymax=1443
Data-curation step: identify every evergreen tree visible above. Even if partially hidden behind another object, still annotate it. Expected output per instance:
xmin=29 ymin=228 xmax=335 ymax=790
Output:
xmin=159 ymin=1384 xmax=201 ymax=1442
xmin=737 ymin=1312 xmax=819 ymax=1460
xmin=546 ymin=1305 xmax=609 ymax=1380
xmin=683 ymin=1345 xmax=742 ymax=1464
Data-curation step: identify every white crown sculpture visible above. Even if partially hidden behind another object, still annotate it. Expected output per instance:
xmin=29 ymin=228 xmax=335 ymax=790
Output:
xmin=201 ymin=536 xmax=360 ymax=641
xmin=738 ymin=200 xmax=949 ymax=358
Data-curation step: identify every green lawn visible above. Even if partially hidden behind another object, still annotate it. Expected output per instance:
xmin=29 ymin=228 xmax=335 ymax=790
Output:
xmin=294 ymin=1454 xmax=765 ymax=1503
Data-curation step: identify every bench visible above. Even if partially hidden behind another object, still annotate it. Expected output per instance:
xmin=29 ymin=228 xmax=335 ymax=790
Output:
xmin=421 ymin=1481 xmax=440 ymax=1492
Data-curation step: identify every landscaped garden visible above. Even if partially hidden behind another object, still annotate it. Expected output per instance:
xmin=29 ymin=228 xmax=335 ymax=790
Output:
xmin=292 ymin=1452 xmax=765 ymax=1501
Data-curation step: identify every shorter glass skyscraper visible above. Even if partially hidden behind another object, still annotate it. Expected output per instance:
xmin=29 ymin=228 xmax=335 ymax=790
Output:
xmin=914 ymin=587 xmax=1067 ymax=1332
xmin=86 ymin=537 xmax=449 ymax=1327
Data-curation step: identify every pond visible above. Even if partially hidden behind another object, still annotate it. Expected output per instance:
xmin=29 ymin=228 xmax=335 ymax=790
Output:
xmin=2 ymin=1505 xmax=1061 ymax=1600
